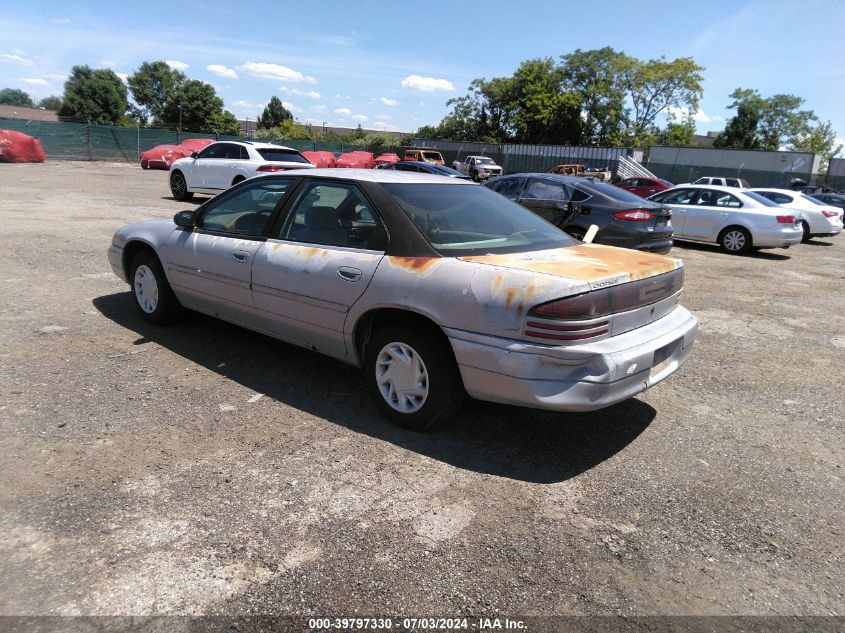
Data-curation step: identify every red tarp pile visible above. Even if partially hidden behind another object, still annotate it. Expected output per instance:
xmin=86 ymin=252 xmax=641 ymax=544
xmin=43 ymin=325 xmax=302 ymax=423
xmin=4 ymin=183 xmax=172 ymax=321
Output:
xmin=335 ymin=151 xmax=375 ymax=169
xmin=0 ymin=130 xmax=46 ymax=163
xmin=140 ymin=144 xmax=190 ymax=170
xmin=179 ymin=138 xmax=214 ymax=153
xmin=374 ymin=152 xmax=400 ymax=166
xmin=301 ymin=150 xmax=337 ymax=168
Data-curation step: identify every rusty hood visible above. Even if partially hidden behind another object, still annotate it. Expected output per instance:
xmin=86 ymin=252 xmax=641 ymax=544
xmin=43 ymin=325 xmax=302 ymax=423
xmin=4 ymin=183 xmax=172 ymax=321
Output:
xmin=459 ymin=244 xmax=682 ymax=288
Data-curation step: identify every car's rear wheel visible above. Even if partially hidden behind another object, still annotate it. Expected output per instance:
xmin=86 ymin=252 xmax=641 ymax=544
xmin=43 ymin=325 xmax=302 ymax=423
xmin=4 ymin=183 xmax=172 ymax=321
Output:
xmin=364 ymin=323 xmax=463 ymax=431
xmin=170 ymin=170 xmax=193 ymax=201
xmin=719 ymin=226 xmax=752 ymax=255
xmin=801 ymin=220 xmax=811 ymax=242
xmin=130 ymin=250 xmax=182 ymax=324
xmin=565 ymin=226 xmax=586 ymax=241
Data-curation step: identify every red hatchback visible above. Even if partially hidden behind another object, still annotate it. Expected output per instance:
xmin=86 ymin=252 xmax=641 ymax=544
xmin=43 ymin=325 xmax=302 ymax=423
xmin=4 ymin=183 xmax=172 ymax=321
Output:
xmin=616 ymin=177 xmax=673 ymax=198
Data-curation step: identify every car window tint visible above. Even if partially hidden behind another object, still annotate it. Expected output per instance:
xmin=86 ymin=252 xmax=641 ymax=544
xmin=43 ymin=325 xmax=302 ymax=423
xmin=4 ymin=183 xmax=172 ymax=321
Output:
xmin=199 ymin=180 xmax=296 ymax=236
xmin=524 ymin=179 xmax=568 ymax=202
xmin=714 ymin=193 xmax=742 ymax=208
xmin=198 ymin=144 xmax=225 ymax=159
xmin=256 ymin=148 xmax=311 ymax=163
xmin=489 ymin=177 xmax=525 ymax=198
xmin=280 ymin=182 xmax=387 ymax=250
xmin=239 ymin=145 xmax=249 ymax=159
xmin=221 ymin=144 xmax=242 ymax=159
xmin=570 ymin=189 xmax=590 ymax=202
xmin=663 ymin=189 xmax=697 ymax=205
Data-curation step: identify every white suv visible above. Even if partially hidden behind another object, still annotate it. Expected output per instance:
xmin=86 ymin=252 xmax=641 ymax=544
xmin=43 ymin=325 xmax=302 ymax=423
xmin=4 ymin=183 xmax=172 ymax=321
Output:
xmin=169 ymin=141 xmax=315 ymax=200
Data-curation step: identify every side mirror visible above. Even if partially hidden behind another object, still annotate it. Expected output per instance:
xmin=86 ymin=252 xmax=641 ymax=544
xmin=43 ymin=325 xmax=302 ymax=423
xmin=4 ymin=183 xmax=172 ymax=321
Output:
xmin=173 ymin=210 xmax=196 ymax=229
xmin=190 ymin=151 xmax=198 ymax=159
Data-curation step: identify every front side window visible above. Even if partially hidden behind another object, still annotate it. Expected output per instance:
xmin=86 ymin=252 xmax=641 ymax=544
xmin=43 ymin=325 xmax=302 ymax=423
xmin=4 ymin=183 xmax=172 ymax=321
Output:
xmin=199 ymin=179 xmax=296 ymax=236
xmin=383 ymin=182 xmax=575 ymax=256
xmin=279 ymin=182 xmax=387 ymax=250
xmin=488 ymin=177 xmax=526 ymax=198
xmin=197 ymin=144 xmax=225 ymax=159
xmin=524 ymin=179 xmax=569 ymax=202
xmin=660 ymin=188 xmax=697 ymax=205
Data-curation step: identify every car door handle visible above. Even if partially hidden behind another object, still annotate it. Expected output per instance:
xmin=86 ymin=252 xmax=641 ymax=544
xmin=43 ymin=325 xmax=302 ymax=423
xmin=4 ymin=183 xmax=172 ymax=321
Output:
xmin=337 ymin=267 xmax=362 ymax=282
xmin=720 ymin=212 xmax=729 ymax=217
xmin=232 ymin=251 xmax=251 ymax=263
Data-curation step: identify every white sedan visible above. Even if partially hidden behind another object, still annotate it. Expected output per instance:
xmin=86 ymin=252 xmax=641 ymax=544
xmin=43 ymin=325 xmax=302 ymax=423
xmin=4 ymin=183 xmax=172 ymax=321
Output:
xmin=750 ymin=188 xmax=843 ymax=241
xmin=168 ymin=140 xmax=314 ymax=200
xmin=648 ymin=185 xmax=803 ymax=254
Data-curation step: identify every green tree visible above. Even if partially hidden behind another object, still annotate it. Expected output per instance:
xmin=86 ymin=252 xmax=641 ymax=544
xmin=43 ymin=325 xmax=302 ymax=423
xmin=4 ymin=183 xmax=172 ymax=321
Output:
xmin=560 ymin=47 xmax=628 ymax=145
xmin=348 ymin=123 xmax=368 ymax=142
xmin=713 ymin=103 xmax=761 ymax=149
xmin=37 ymin=95 xmax=62 ymax=110
xmin=161 ymin=79 xmax=239 ymax=134
xmin=127 ymin=60 xmax=186 ymax=126
xmin=0 ymin=88 xmax=34 ymax=107
xmin=656 ymin=117 xmax=697 ymax=147
xmin=618 ymin=56 xmax=704 ymax=147
xmin=508 ymin=58 xmax=581 ymax=144
xmin=58 ymin=65 xmax=128 ymax=124
xmin=791 ymin=120 xmax=843 ymax=172
xmin=722 ymin=88 xmax=816 ymax=150
xmin=257 ymin=96 xmax=292 ymax=129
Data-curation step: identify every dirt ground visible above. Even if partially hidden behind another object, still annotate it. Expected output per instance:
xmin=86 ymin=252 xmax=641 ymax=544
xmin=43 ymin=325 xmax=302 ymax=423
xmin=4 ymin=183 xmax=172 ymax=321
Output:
xmin=0 ymin=162 xmax=842 ymax=624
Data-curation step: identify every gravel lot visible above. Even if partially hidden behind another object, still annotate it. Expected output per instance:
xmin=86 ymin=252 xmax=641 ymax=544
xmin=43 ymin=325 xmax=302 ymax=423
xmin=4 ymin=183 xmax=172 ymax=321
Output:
xmin=0 ymin=162 xmax=842 ymax=624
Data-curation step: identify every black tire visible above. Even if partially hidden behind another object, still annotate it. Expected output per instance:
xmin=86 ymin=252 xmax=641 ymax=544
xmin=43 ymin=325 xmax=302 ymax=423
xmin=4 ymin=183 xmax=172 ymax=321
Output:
xmin=801 ymin=220 xmax=811 ymax=243
xmin=565 ymin=226 xmax=586 ymax=241
xmin=718 ymin=226 xmax=752 ymax=255
xmin=232 ymin=175 xmax=246 ymax=187
xmin=364 ymin=322 xmax=464 ymax=431
xmin=129 ymin=250 xmax=182 ymax=325
xmin=470 ymin=170 xmax=479 ymax=182
xmin=170 ymin=170 xmax=193 ymax=201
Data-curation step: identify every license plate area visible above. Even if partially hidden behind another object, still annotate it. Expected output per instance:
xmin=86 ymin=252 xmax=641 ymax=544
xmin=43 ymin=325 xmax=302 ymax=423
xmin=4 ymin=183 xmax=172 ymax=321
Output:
xmin=650 ymin=338 xmax=681 ymax=378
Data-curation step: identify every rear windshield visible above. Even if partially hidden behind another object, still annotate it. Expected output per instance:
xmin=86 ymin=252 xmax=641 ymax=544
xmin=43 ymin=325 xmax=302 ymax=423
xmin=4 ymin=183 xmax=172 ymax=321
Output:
xmin=429 ymin=165 xmax=466 ymax=177
xmin=422 ymin=151 xmax=443 ymax=160
xmin=743 ymin=191 xmax=780 ymax=207
xmin=801 ymin=194 xmax=827 ymax=206
xmin=382 ymin=183 xmax=575 ymax=256
xmin=257 ymin=148 xmax=311 ymax=163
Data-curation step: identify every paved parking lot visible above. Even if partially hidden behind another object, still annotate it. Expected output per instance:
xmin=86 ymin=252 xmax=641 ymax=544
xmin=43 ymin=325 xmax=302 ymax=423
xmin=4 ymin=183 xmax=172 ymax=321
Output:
xmin=0 ymin=162 xmax=843 ymax=620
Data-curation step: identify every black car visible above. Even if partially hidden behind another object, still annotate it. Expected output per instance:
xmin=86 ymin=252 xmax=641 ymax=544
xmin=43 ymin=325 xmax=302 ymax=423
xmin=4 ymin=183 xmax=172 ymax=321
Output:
xmin=809 ymin=192 xmax=845 ymax=210
xmin=379 ymin=160 xmax=472 ymax=179
xmin=484 ymin=173 xmax=673 ymax=253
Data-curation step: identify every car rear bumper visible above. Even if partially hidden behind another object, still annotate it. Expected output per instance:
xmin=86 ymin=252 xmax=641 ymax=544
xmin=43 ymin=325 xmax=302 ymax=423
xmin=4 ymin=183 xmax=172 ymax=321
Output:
xmin=446 ymin=305 xmax=698 ymax=412
xmin=752 ymin=226 xmax=804 ymax=248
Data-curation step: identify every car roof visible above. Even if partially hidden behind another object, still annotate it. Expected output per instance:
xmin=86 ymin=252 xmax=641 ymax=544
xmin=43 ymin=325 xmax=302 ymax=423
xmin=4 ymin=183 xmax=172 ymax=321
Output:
xmin=748 ymin=187 xmax=800 ymax=194
xmin=210 ymin=140 xmax=299 ymax=151
xmin=268 ymin=168 xmax=475 ymax=185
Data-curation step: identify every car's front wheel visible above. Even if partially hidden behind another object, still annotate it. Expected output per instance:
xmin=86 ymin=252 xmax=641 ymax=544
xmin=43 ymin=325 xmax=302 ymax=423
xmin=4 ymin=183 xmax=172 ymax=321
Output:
xmin=130 ymin=250 xmax=182 ymax=324
xmin=719 ymin=226 xmax=752 ymax=255
xmin=170 ymin=170 xmax=194 ymax=201
xmin=364 ymin=323 xmax=464 ymax=431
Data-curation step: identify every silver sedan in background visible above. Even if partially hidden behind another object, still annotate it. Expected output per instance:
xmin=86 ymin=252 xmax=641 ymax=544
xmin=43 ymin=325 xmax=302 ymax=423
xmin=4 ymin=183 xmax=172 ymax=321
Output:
xmin=649 ymin=185 xmax=804 ymax=254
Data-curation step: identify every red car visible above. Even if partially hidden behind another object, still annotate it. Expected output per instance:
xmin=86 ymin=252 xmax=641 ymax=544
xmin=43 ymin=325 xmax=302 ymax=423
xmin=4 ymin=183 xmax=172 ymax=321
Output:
xmin=335 ymin=151 xmax=375 ymax=169
xmin=616 ymin=177 xmax=673 ymax=198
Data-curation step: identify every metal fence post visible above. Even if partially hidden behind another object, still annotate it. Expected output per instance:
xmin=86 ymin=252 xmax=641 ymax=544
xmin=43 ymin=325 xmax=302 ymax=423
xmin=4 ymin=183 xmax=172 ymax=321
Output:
xmin=86 ymin=120 xmax=92 ymax=161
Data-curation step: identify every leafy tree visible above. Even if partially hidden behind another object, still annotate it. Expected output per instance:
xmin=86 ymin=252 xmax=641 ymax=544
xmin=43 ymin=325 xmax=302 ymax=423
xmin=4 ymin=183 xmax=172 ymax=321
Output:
xmin=37 ymin=95 xmax=62 ymax=110
xmin=721 ymin=88 xmax=816 ymax=151
xmin=348 ymin=123 xmax=368 ymax=142
xmin=508 ymin=58 xmax=581 ymax=144
xmin=791 ymin=120 xmax=843 ymax=172
xmin=656 ymin=118 xmax=697 ymax=147
xmin=128 ymin=61 xmax=186 ymax=126
xmin=713 ymin=103 xmax=761 ymax=149
xmin=618 ymin=56 xmax=704 ymax=147
xmin=257 ymin=96 xmax=292 ymax=129
xmin=161 ymin=79 xmax=239 ymax=134
xmin=58 ymin=65 xmax=128 ymax=124
xmin=0 ymin=88 xmax=34 ymax=107
xmin=560 ymin=47 xmax=627 ymax=145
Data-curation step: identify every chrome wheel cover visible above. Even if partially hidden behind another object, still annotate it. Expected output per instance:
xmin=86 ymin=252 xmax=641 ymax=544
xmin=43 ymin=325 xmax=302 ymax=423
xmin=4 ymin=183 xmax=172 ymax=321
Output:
xmin=723 ymin=230 xmax=746 ymax=251
xmin=375 ymin=342 xmax=429 ymax=414
xmin=133 ymin=264 xmax=159 ymax=314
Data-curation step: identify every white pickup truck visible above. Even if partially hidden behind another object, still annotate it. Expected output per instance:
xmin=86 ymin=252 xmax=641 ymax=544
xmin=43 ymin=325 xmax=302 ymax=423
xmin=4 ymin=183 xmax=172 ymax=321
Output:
xmin=452 ymin=155 xmax=503 ymax=181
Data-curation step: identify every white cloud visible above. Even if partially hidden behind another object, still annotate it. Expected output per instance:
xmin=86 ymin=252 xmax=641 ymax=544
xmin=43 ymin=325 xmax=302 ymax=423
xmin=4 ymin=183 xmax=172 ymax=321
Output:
xmin=668 ymin=106 xmax=724 ymax=124
xmin=232 ymin=100 xmax=254 ymax=109
xmin=101 ymin=60 xmax=116 ymax=68
xmin=279 ymin=87 xmax=321 ymax=99
xmin=241 ymin=61 xmax=316 ymax=84
xmin=334 ymin=94 xmax=351 ymax=101
xmin=165 ymin=60 xmax=189 ymax=71
xmin=351 ymin=114 xmax=368 ymax=122
xmin=207 ymin=64 xmax=238 ymax=79
xmin=283 ymin=101 xmax=304 ymax=114
xmin=379 ymin=97 xmax=398 ymax=106
xmin=419 ymin=101 xmax=425 ymax=107
xmin=401 ymin=75 xmax=454 ymax=92
xmin=334 ymin=107 xmax=352 ymax=116
xmin=116 ymin=72 xmax=129 ymax=83
xmin=21 ymin=78 xmax=48 ymax=86
xmin=312 ymin=104 xmax=327 ymax=114
xmin=50 ymin=18 xmax=72 ymax=24
xmin=374 ymin=115 xmax=391 ymax=120
xmin=45 ymin=73 xmax=67 ymax=82
xmin=1 ymin=53 xmax=33 ymax=66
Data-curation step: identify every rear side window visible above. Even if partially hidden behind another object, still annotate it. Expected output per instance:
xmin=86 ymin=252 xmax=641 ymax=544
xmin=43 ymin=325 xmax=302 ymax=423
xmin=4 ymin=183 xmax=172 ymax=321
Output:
xmin=714 ymin=193 xmax=742 ymax=207
xmin=758 ymin=191 xmax=793 ymax=204
xmin=257 ymin=148 xmax=311 ymax=163
xmin=663 ymin=188 xmax=698 ymax=205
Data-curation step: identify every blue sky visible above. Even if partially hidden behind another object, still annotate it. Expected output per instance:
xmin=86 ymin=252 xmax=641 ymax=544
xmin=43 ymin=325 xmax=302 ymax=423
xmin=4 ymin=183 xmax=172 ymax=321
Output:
xmin=2 ymin=0 xmax=843 ymax=148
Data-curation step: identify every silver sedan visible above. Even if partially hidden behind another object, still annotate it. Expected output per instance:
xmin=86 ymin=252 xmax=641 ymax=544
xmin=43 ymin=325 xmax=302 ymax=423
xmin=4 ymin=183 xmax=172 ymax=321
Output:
xmin=109 ymin=170 xmax=698 ymax=430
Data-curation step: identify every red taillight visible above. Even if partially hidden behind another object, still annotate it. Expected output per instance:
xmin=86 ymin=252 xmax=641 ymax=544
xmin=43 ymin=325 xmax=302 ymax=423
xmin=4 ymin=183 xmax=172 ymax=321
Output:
xmin=822 ymin=210 xmax=840 ymax=218
xmin=776 ymin=215 xmax=797 ymax=224
xmin=256 ymin=165 xmax=288 ymax=172
xmin=613 ymin=209 xmax=654 ymax=221
xmin=530 ymin=288 xmax=612 ymax=320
